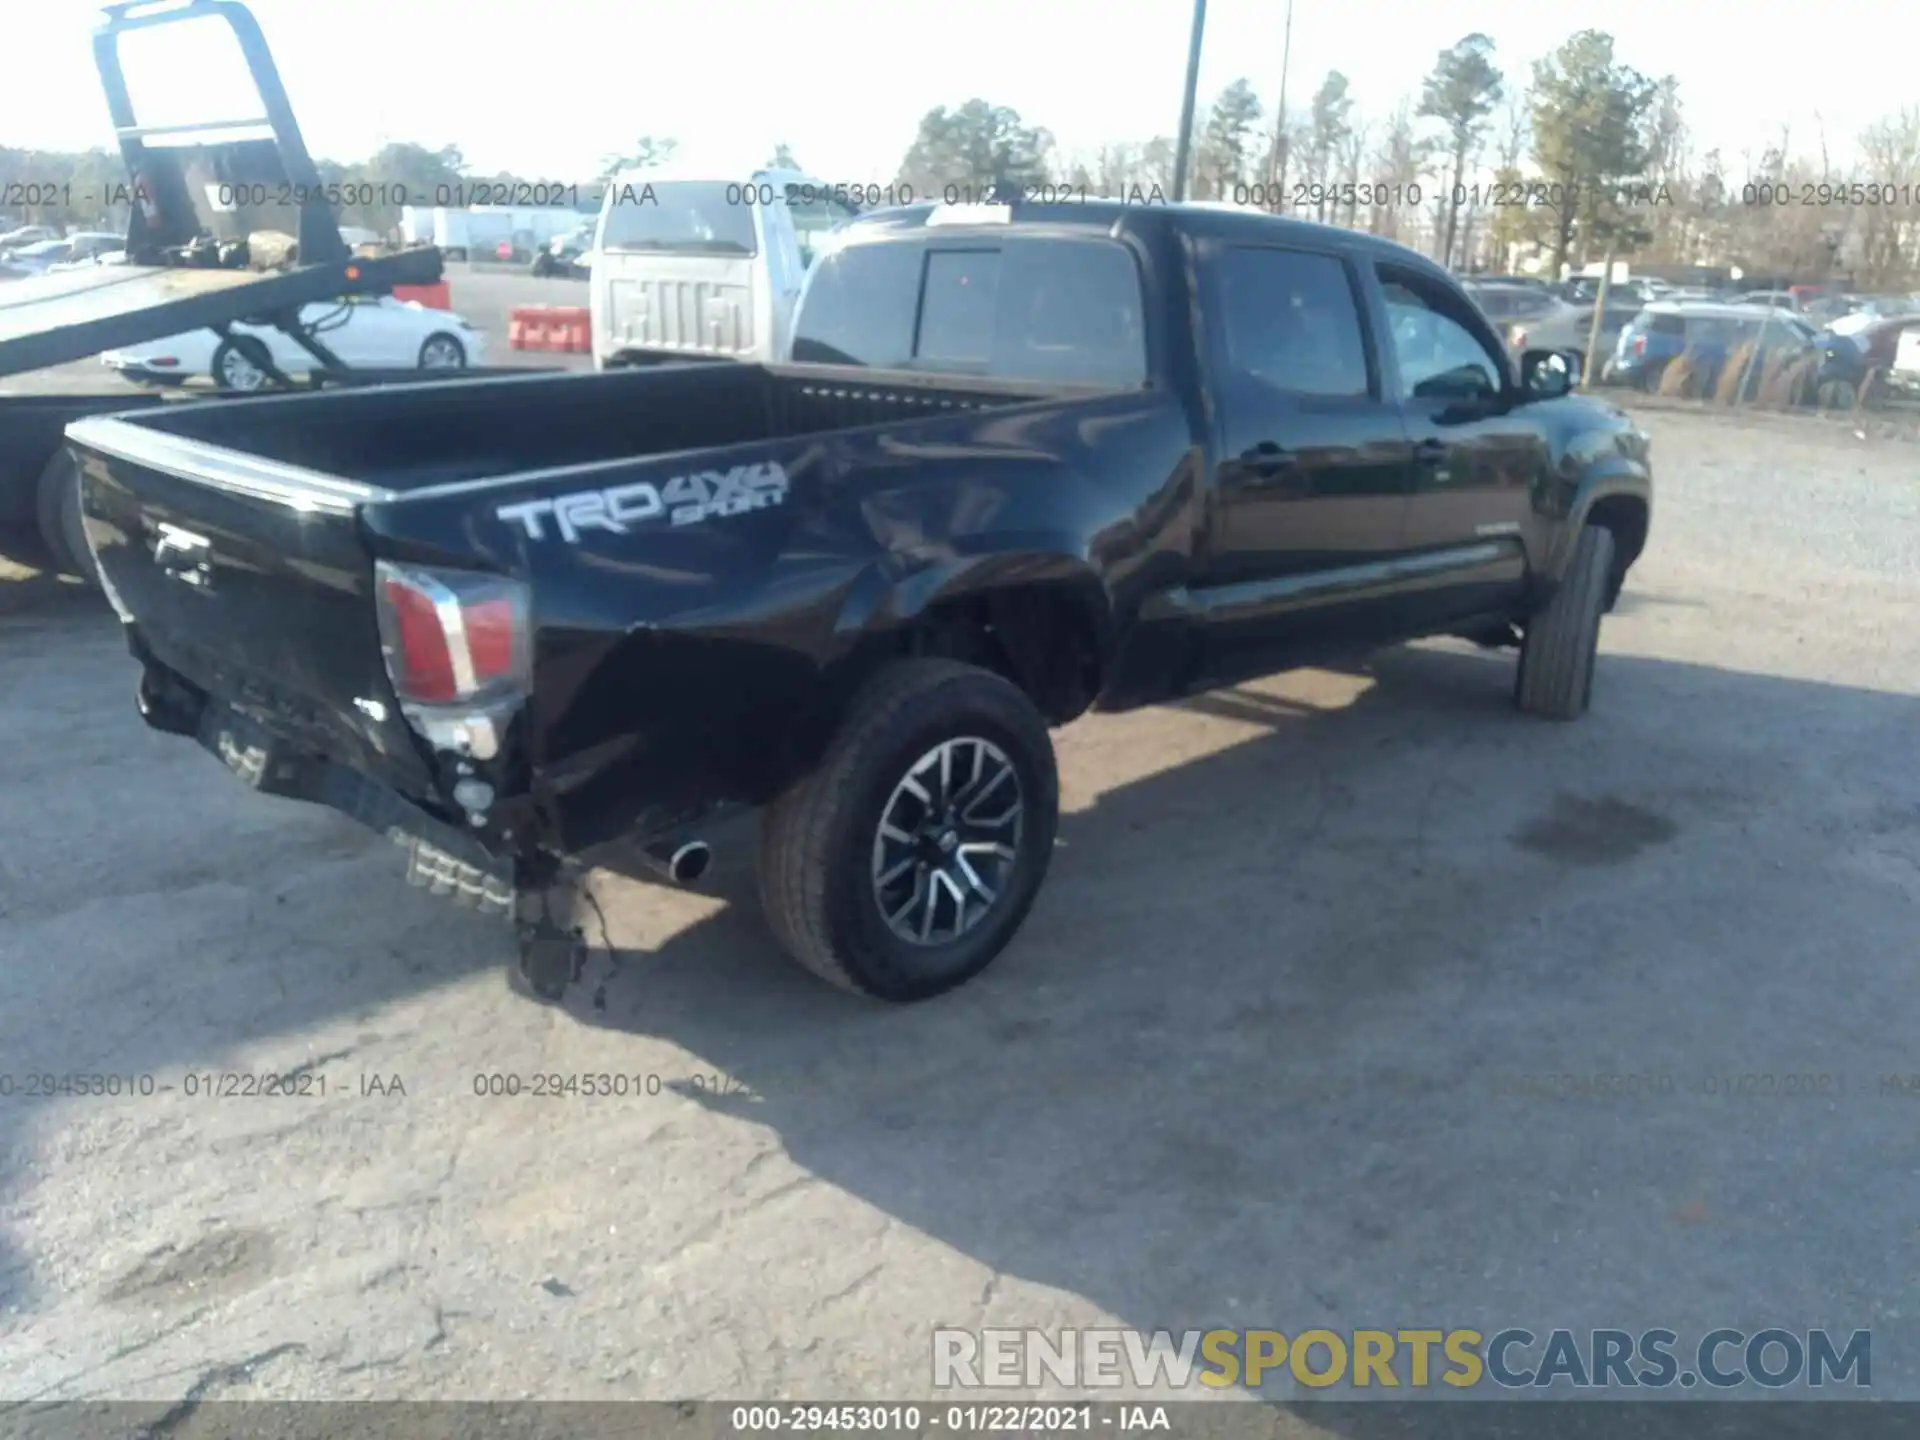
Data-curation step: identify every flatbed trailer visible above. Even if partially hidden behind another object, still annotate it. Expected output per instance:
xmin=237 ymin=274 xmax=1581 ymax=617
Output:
xmin=0 ymin=0 xmax=545 ymax=580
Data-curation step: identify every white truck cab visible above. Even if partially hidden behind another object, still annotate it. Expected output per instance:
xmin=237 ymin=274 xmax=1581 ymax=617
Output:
xmin=589 ymin=164 xmax=859 ymax=369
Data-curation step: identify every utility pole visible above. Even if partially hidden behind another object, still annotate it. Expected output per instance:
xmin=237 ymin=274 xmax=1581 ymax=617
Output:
xmin=1171 ymin=0 xmax=1207 ymax=201
xmin=1262 ymin=0 xmax=1295 ymax=208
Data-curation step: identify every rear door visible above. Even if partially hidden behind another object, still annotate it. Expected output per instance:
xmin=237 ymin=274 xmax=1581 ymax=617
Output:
xmin=1188 ymin=238 xmax=1418 ymax=680
xmin=1373 ymin=261 xmax=1539 ymax=629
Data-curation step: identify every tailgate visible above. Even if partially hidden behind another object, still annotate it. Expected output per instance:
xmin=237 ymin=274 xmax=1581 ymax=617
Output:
xmin=66 ymin=414 xmax=439 ymax=799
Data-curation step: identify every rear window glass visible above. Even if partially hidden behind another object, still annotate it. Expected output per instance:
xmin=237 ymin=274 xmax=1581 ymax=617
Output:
xmin=918 ymin=252 xmax=999 ymax=367
xmin=794 ymin=234 xmax=1148 ymax=387
xmin=1216 ymin=246 xmax=1371 ymax=398
xmin=790 ymin=240 xmax=923 ymax=367
xmin=1648 ymin=314 xmax=1686 ymax=336
xmin=916 ymin=238 xmax=1147 ymax=387
xmin=600 ymin=181 xmax=757 ymax=256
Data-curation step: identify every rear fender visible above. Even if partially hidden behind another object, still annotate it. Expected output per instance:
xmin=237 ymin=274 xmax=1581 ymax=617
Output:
xmin=823 ymin=549 xmax=1116 ymax=715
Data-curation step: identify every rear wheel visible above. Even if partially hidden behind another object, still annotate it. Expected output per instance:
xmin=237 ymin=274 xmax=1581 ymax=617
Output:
xmin=758 ymin=659 xmax=1059 ymax=1002
xmin=33 ymin=448 xmax=98 ymax=589
xmin=211 ymin=336 xmax=275 ymax=392
xmin=1515 ymin=524 xmax=1617 ymax=721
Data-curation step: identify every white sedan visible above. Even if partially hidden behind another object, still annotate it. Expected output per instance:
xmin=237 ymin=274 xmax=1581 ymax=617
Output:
xmin=101 ymin=294 xmax=486 ymax=391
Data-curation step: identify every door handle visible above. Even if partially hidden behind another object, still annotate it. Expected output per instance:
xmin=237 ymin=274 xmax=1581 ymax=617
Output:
xmin=1237 ymin=441 xmax=1299 ymax=482
xmin=1413 ymin=439 xmax=1448 ymax=467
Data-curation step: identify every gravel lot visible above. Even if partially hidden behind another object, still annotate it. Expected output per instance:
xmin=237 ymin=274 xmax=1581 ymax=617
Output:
xmin=1 ymin=393 xmax=1917 ymax=1417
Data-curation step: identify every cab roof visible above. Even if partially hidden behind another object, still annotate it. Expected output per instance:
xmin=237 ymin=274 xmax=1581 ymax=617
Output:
xmin=836 ymin=198 xmax=1449 ymax=280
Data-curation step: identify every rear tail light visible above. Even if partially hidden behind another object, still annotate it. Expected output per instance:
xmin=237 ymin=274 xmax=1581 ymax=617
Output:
xmin=373 ymin=561 xmax=531 ymax=707
xmin=1510 ymin=327 xmax=1528 ymax=349
xmin=1633 ymin=334 xmax=1647 ymax=356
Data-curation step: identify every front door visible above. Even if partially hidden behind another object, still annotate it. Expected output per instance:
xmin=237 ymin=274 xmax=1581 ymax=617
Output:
xmin=1190 ymin=240 xmax=1417 ymax=684
xmin=1372 ymin=261 xmax=1542 ymax=631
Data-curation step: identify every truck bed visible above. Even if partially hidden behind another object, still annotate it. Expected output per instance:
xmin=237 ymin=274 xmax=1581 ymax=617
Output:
xmin=67 ymin=358 xmax=1151 ymax=854
xmin=67 ymin=362 xmax=1065 ymax=497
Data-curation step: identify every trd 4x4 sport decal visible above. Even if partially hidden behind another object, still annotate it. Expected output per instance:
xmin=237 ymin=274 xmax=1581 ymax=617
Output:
xmin=496 ymin=462 xmax=789 ymax=543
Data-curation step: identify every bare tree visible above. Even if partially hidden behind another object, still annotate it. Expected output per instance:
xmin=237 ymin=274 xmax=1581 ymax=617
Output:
xmin=1337 ymin=119 xmax=1367 ymax=228
xmin=1854 ymin=108 xmax=1920 ymax=287
xmin=1418 ymin=34 xmax=1505 ymax=267
xmin=1368 ymin=102 xmax=1425 ymax=241
xmin=1306 ymin=72 xmax=1354 ymax=221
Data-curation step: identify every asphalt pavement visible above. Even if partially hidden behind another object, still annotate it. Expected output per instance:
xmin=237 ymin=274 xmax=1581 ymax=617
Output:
xmin=0 ymin=390 xmax=1917 ymax=1414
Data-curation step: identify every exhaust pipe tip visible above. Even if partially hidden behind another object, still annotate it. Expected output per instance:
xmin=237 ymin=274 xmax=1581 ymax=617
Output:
xmin=641 ymin=837 xmax=710 ymax=886
xmin=668 ymin=841 xmax=711 ymax=884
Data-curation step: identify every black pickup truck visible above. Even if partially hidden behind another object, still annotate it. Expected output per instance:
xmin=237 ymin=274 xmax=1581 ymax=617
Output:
xmin=66 ymin=198 xmax=1653 ymax=1005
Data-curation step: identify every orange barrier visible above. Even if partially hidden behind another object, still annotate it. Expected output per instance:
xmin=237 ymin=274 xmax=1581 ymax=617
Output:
xmin=508 ymin=305 xmax=592 ymax=354
xmin=392 ymin=281 xmax=452 ymax=310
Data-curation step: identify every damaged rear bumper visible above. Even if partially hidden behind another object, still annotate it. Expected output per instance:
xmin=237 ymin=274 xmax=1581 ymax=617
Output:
xmin=147 ymin=664 xmax=520 ymax=919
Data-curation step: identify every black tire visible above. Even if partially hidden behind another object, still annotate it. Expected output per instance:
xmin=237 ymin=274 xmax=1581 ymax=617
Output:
xmin=1515 ymin=524 xmax=1617 ymax=721
xmin=757 ymin=658 xmax=1059 ymax=1002
xmin=1817 ymin=377 xmax=1857 ymax=411
xmin=33 ymin=448 xmax=99 ymax=589
xmin=210 ymin=335 xmax=275 ymax=392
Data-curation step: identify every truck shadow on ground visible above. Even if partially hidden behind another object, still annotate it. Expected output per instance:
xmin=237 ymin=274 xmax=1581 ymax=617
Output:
xmin=558 ymin=640 xmax=1916 ymax=1414
xmin=2 ymin=617 xmax=1915 ymax=1422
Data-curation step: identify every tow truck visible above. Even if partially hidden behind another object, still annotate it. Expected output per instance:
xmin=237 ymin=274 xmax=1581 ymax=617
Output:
xmin=0 ymin=0 xmax=534 ymax=583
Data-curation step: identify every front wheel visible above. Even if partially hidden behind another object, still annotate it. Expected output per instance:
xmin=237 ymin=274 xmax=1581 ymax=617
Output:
xmin=418 ymin=333 xmax=468 ymax=369
xmin=1816 ymin=377 xmax=1858 ymax=410
xmin=757 ymin=659 xmax=1060 ymax=1002
xmin=1515 ymin=524 xmax=1617 ymax=722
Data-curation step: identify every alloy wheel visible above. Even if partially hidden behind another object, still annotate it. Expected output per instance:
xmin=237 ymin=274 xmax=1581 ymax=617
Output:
xmin=870 ymin=736 xmax=1024 ymax=946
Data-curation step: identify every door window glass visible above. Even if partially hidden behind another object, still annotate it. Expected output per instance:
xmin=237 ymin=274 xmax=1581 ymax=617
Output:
xmin=1378 ymin=267 xmax=1507 ymax=401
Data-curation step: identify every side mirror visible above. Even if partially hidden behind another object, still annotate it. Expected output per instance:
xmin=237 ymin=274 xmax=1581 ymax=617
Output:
xmin=1521 ymin=348 xmax=1578 ymax=398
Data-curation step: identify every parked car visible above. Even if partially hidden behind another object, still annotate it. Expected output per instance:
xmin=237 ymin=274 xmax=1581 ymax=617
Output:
xmin=1505 ymin=299 xmax=1644 ymax=380
xmin=1810 ymin=313 xmax=1920 ymax=408
xmin=1828 ymin=295 xmax=1920 ymax=335
xmin=4 ymin=231 xmax=124 ymax=273
xmin=1467 ymin=272 xmax=1554 ymax=289
xmin=3 ymin=238 xmax=78 ymax=275
xmin=531 ymin=222 xmax=595 ymax=278
xmin=48 ymin=247 xmax=128 ymax=273
xmin=1888 ymin=327 xmax=1920 ymax=399
xmin=98 ymin=294 xmax=484 ymax=390
xmin=0 ymin=224 xmax=62 ymax=255
xmin=1606 ymin=301 xmax=1818 ymax=392
xmin=1462 ymin=280 xmax=1565 ymax=326
xmin=1732 ymin=289 xmax=1802 ymax=311
xmin=1558 ymin=278 xmax=1662 ymax=307
xmin=70 ymin=199 xmax=1653 ymax=1005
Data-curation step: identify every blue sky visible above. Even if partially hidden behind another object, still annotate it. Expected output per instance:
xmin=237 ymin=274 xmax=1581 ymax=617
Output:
xmin=3 ymin=0 xmax=1904 ymax=183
